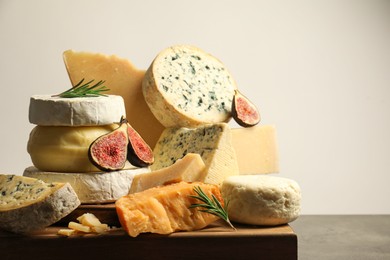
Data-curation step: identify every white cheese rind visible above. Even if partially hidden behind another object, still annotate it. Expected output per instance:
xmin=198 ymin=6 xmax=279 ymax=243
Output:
xmin=23 ymin=166 xmax=150 ymax=204
xmin=142 ymin=45 xmax=237 ymax=127
xmin=221 ymin=175 xmax=301 ymax=226
xmin=152 ymin=123 xmax=239 ymax=185
xmin=0 ymin=174 xmax=80 ymax=234
xmin=29 ymin=94 xmax=126 ymax=126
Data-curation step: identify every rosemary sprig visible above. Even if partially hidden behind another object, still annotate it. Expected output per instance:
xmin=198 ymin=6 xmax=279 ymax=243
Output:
xmin=189 ymin=186 xmax=236 ymax=230
xmin=53 ymin=79 xmax=109 ymax=98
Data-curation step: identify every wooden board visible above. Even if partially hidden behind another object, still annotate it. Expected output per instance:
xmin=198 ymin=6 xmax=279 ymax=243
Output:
xmin=1 ymin=204 xmax=297 ymax=260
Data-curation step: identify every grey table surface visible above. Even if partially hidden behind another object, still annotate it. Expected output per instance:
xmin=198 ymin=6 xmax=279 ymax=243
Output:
xmin=289 ymin=215 xmax=390 ymax=260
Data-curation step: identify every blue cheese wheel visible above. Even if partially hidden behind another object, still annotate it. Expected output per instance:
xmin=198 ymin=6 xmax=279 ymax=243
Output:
xmin=142 ymin=45 xmax=237 ymax=127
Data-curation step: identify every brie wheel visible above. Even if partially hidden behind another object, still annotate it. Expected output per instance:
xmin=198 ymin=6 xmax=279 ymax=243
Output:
xmin=23 ymin=166 xmax=150 ymax=204
xmin=29 ymin=94 xmax=126 ymax=126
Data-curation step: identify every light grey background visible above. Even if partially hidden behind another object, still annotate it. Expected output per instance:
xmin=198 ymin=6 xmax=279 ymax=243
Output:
xmin=1 ymin=0 xmax=389 ymax=214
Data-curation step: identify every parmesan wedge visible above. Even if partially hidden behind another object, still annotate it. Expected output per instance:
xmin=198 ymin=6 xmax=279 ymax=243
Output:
xmin=116 ymin=182 xmax=222 ymax=237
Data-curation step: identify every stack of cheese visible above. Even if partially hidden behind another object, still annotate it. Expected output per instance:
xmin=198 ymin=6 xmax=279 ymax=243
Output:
xmin=61 ymin=45 xmax=301 ymax=236
xmin=24 ymin=94 xmax=150 ymax=204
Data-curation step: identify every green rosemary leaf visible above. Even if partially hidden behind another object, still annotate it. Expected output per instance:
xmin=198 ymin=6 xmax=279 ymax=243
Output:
xmin=189 ymin=186 xmax=236 ymax=230
xmin=53 ymin=79 xmax=110 ymax=98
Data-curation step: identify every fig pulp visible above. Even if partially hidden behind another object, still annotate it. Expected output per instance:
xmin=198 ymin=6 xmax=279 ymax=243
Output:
xmin=232 ymin=90 xmax=260 ymax=127
xmin=88 ymin=119 xmax=128 ymax=171
xmin=127 ymin=123 xmax=154 ymax=167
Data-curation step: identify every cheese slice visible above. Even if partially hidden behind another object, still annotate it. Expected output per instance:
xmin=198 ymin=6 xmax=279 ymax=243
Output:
xmin=29 ymin=95 xmax=126 ymax=126
xmin=231 ymin=125 xmax=279 ymax=174
xmin=23 ymin=166 xmax=150 ymax=204
xmin=151 ymin=123 xmax=239 ymax=185
xmin=27 ymin=124 xmax=138 ymax=173
xmin=221 ymin=175 xmax=301 ymax=226
xmin=116 ymin=182 xmax=221 ymax=237
xmin=142 ymin=45 xmax=237 ymax=127
xmin=0 ymin=174 xmax=80 ymax=234
xmin=63 ymin=50 xmax=165 ymax=148
xmin=129 ymin=153 xmax=206 ymax=194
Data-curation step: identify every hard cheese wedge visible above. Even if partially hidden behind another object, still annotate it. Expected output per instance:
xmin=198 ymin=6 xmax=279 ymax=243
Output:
xmin=116 ymin=182 xmax=221 ymax=237
xmin=231 ymin=125 xmax=279 ymax=174
xmin=0 ymin=174 xmax=80 ymax=234
xmin=23 ymin=166 xmax=150 ymax=204
xmin=63 ymin=50 xmax=164 ymax=148
xmin=152 ymin=123 xmax=239 ymax=185
xmin=129 ymin=153 xmax=206 ymax=194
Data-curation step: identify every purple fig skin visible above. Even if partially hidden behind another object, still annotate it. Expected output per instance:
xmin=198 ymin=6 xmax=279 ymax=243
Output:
xmin=127 ymin=123 xmax=154 ymax=167
xmin=88 ymin=120 xmax=129 ymax=171
xmin=232 ymin=90 xmax=260 ymax=127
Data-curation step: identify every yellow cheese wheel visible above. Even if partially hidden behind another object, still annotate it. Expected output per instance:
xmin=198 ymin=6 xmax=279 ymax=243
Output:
xmin=27 ymin=124 xmax=136 ymax=173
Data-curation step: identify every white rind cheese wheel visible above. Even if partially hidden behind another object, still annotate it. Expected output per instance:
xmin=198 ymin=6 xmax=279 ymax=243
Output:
xmin=23 ymin=166 xmax=150 ymax=204
xmin=142 ymin=45 xmax=237 ymax=127
xmin=221 ymin=175 xmax=301 ymax=226
xmin=0 ymin=174 xmax=80 ymax=234
xmin=29 ymin=94 xmax=126 ymax=126
xmin=27 ymin=124 xmax=138 ymax=173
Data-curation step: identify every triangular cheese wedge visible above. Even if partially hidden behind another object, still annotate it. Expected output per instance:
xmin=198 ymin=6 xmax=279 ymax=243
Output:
xmin=0 ymin=174 xmax=80 ymax=233
xmin=152 ymin=123 xmax=239 ymax=185
xmin=129 ymin=153 xmax=206 ymax=193
xmin=63 ymin=50 xmax=164 ymax=147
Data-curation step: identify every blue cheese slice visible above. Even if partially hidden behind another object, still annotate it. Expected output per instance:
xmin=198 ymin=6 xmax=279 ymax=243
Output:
xmin=142 ymin=45 xmax=237 ymax=127
xmin=151 ymin=123 xmax=239 ymax=185
xmin=0 ymin=174 xmax=80 ymax=234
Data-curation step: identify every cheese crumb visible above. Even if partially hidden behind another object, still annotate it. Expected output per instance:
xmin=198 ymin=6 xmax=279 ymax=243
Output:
xmin=57 ymin=213 xmax=110 ymax=236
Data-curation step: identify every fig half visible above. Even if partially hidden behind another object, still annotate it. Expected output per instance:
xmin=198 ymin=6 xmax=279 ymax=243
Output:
xmin=232 ymin=90 xmax=260 ymax=127
xmin=127 ymin=123 xmax=154 ymax=167
xmin=88 ymin=118 xmax=129 ymax=171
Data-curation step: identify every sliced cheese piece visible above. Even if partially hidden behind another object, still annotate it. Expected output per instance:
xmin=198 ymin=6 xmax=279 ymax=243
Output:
xmin=142 ymin=45 xmax=237 ymax=127
xmin=23 ymin=166 xmax=150 ymax=204
xmin=221 ymin=175 xmax=301 ymax=226
xmin=129 ymin=153 xmax=206 ymax=194
xmin=116 ymin=182 xmax=221 ymax=237
xmin=0 ymin=174 xmax=80 ymax=234
xmin=231 ymin=125 xmax=279 ymax=174
xmin=29 ymin=95 xmax=126 ymax=126
xmin=27 ymin=124 xmax=138 ymax=173
xmin=63 ymin=49 xmax=164 ymax=148
xmin=151 ymin=123 xmax=239 ymax=185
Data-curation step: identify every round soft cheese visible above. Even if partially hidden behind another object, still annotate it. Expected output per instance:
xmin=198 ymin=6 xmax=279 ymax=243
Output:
xmin=221 ymin=175 xmax=301 ymax=226
xmin=29 ymin=94 xmax=126 ymax=126
xmin=27 ymin=124 xmax=137 ymax=173
xmin=23 ymin=166 xmax=150 ymax=204
xmin=142 ymin=45 xmax=237 ymax=127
